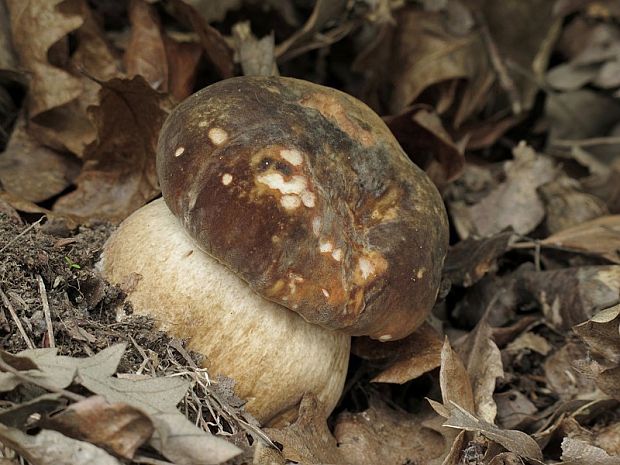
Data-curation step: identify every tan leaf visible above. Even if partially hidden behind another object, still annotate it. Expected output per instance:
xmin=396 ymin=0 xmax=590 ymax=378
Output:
xmin=458 ymin=321 xmax=504 ymax=423
xmin=125 ymin=0 xmax=168 ymax=91
xmin=440 ymin=338 xmax=475 ymax=414
xmin=0 ymin=114 xmax=79 ymax=203
xmin=43 ymin=396 xmax=153 ymax=459
xmin=232 ymin=22 xmax=278 ymax=77
xmin=466 ymin=142 xmax=557 ymax=237
xmin=169 ymin=0 xmax=234 ymax=78
xmin=540 ymin=215 xmax=620 ymax=264
xmin=164 ymin=34 xmax=202 ymax=101
xmin=53 ymin=76 xmax=168 ymax=222
xmin=573 ymin=305 xmax=620 ymax=364
xmin=520 ymin=266 xmax=620 ymax=329
xmin=334 ymin=397 xmax=447 ymax=465
xmin=353 ymin=322 xmax=443 ymax=384
xmin=444 ymin=402 xmax=543 ymax=462
xmin=561 ymin=437 xmax=620 ymax=465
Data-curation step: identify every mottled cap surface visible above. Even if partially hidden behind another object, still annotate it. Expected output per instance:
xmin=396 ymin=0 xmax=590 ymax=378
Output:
xmin=157 ymin=76 xmax=448 ymax=340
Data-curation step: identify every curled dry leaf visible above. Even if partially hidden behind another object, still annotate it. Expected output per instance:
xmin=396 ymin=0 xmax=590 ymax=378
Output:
xmin=163 ymin=34 xmax=203 ymax=101
xmin=444 ymin=402 xmax=544 ymax=462
xmin=169 ymin=0 xmax=234 ymax=78
xmin=42 ymin=396 xmax=153 ymax=460
xmin=494 ymin=390 xmax=537 ymax=429
xmin=53 ymin=76 xmax=168 ymax=223
xmin=573 ymin=305 xmax=620 ymax=363
xmin=539 ymin=215 xmax=620 ymax=264
xmin=457 ymin=320 xmax=504 ymax=423
xmin=544 ymin=342 xmax=598 ymax=400
xmin=0 ymin=114 xmax=79 ymax=203
xmin=466 ymin=142 xmax=557 ymax=237
xmin=125 ymin=0 xmax=168 ymax=91
xmin=520 ymin=266 xmax=620 ymax=329
xmin=439 ymin=338 xmax=475 ymax=414
xmin=561 ymin=437 xmax=620 ymax=465
xmin=352 ymin=322 xmax=443 ymax=384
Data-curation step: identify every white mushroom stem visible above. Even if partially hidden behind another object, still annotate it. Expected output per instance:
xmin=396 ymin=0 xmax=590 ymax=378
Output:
xmin=98 ymin=198 xmax=350 ymax=425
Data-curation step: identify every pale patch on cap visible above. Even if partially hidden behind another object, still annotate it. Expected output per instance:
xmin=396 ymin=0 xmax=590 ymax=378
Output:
xmin=280 ymin=148 xmax=303 ymax=166
xmin=174 ymin=147 xmax=185 ymax=157
xmin=280 ymin=194 xmax=301 ymax=210
xmin=208 ymin=127 xmax=228 ymax=145
xmin=221 ymin=173 xmax=233 ymax=185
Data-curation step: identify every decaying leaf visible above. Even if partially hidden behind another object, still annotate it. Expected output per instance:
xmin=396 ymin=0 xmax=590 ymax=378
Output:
xmin=573 ymin=305 xmax=620 ymax=363
xmin=334 ymin=397 xmax=446 ymax=465
xmin=125 ymin=0 xmax=168 ymax=91
xmin=0 ymin=424 xmax=123 ymax=465
xmin=457 ymin=321 xmax=504 ymax=423
xmin=43 ymin=396 xmax=153 ymax=459
xmin=439 ymin=338 xmax=475 ymax=414
xmin=544 ymin=343 xmax=598 ymax=400
xmin=520 ymin=266 xmax=620 ymax=329
xmin=232 ymin=22 xmax=278 ymax=77
xmin=444 ymin=402 xmax=544 ymax=462
xmin=539 ymin=215 xmax=620 ymax=264
xmin=561 ymin=437 xmax=620 ymax=465
xmin=494 ymin=390 xmax=537 ymax=429
xmin=53 ymin=76 xmax=167 ymax=222
xmin=0 ymin=114 xmax=79 ymax=203
xmin=466 ymin=142 xmax=557 ymax=237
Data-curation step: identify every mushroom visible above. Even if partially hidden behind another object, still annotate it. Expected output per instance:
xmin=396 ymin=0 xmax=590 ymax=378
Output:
xmin=99 ymin=76 xmax=448 ymax=425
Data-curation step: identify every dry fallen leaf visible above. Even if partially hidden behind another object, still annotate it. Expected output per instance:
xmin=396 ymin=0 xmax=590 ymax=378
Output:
xmin=561 ymin=437 xmax=620 ymax=465
xmin=334 ymin=397 xmax=446 ymax=465
xmin=42 ymin=396 xmax=153 ymax=459
xmin=466 ymin=142 xmax=557 ymax=237
xmin=439 ymin=338 xmax=475 ymax=414
xmin=0 ymin=424 xmax=123 ymax=465
xmin=444 ymin=402 xmax=544 ymax=462
xmin=352 ymin=322 xmax=443 ymax=384
xmin=53 ymin=76 xmax=168 ymax=222
xmin=520 ymin=266 xmax=620 ymax=329
xmin=457 ymin=320 xmax=504 ymax=423
xmin=539 ymin=215 xmax=620 ymax=264
xmin=573 ymin=305 xmax=620 ymax=364
xmin=124 ymin=0 xmax=168 ymax=92
xmin=0 ymin=114 xmax=79 ymax=203
xmin=232 ymin=22 xmax=278 ymax=77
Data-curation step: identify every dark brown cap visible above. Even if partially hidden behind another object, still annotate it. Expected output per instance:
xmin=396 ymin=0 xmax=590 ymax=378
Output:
xmin=156 ymin=76 xmax=448 ymax=340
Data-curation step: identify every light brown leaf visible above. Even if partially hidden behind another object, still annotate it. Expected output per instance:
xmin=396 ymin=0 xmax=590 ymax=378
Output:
xmin=53 ymin=76 xmax=168 ymax=222
xmin=353 ymin=322 xmax=443 ymax=384
xmin=520 ymin=266 xmax=620 ymax=329
xmin=43 ymin=396 xmax=153 ymax=459
xmin=573 ymin=305 xmax=620 ymax=364
xmin=458 ymin=321 xmax=503 ymax=423
xmin=232 ymin=22 xmax=278 ymax=77
xmin=561 ymin=437 xmax=620 ymax=465
xmin=334 ymin=397 xmax=447 ymax=465
xmin=169 ymin=0 xmax=234 ymax=78
xmin=444 ymin=402 xmax=543 ymax=461
xmin=0 ymin=114 xmax=79 ymax=203
xmin=164 ymin=34 xmax=202 ymax=101
xmin=125 ymin=0 xmax=168 ymax=91
xmin=540 ymin=215 xmax=620 ymax=264
xmin=0 ymin=424 xmax=122 ymax=465
xmin=440 ymin=338 xmax=475 ymax=414
xmin=467 ymin=142 xmax=557 ymax=237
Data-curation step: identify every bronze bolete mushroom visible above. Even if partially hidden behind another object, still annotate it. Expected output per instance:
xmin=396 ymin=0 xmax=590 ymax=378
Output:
xmin=99 ymin=76 xmax=448 ymax=425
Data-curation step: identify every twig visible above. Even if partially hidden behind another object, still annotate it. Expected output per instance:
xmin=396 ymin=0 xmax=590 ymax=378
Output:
xmin=0 ymin=356 xmax=84 ymax=402
xmin=550 ymin=136 xmax=620 ymax=148
xmin=0 ymin=288 xmax=34 ymax=350
xmin=0 ymin=217 xmax=45 ymax=256
xmin=36 ymin=275 xmax=55 ymax=349
xmin=475 ymin=11 xmax=522 ymax=115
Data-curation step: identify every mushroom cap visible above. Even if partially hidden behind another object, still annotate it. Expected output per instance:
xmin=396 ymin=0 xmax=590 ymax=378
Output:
xmin=99 ymin=198 xmax=350 ymax=425
xmin=157 ymin=76 xmax=449 ymax=341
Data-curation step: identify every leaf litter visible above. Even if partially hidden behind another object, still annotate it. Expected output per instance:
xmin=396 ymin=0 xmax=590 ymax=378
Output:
xmin=1 ymin=1 xmax=620 ymax=464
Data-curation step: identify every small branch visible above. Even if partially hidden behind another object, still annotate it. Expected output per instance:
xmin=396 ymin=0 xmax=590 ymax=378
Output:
xmin=0 ymin=356 xmax=84 ymax=402
xmin=0 ymin=288 xmax=34 ymax=350
xmin=0 ymin=217 xmax=45 ymax=256
xmin=36 ymin=275 xmax=55 ymax=348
